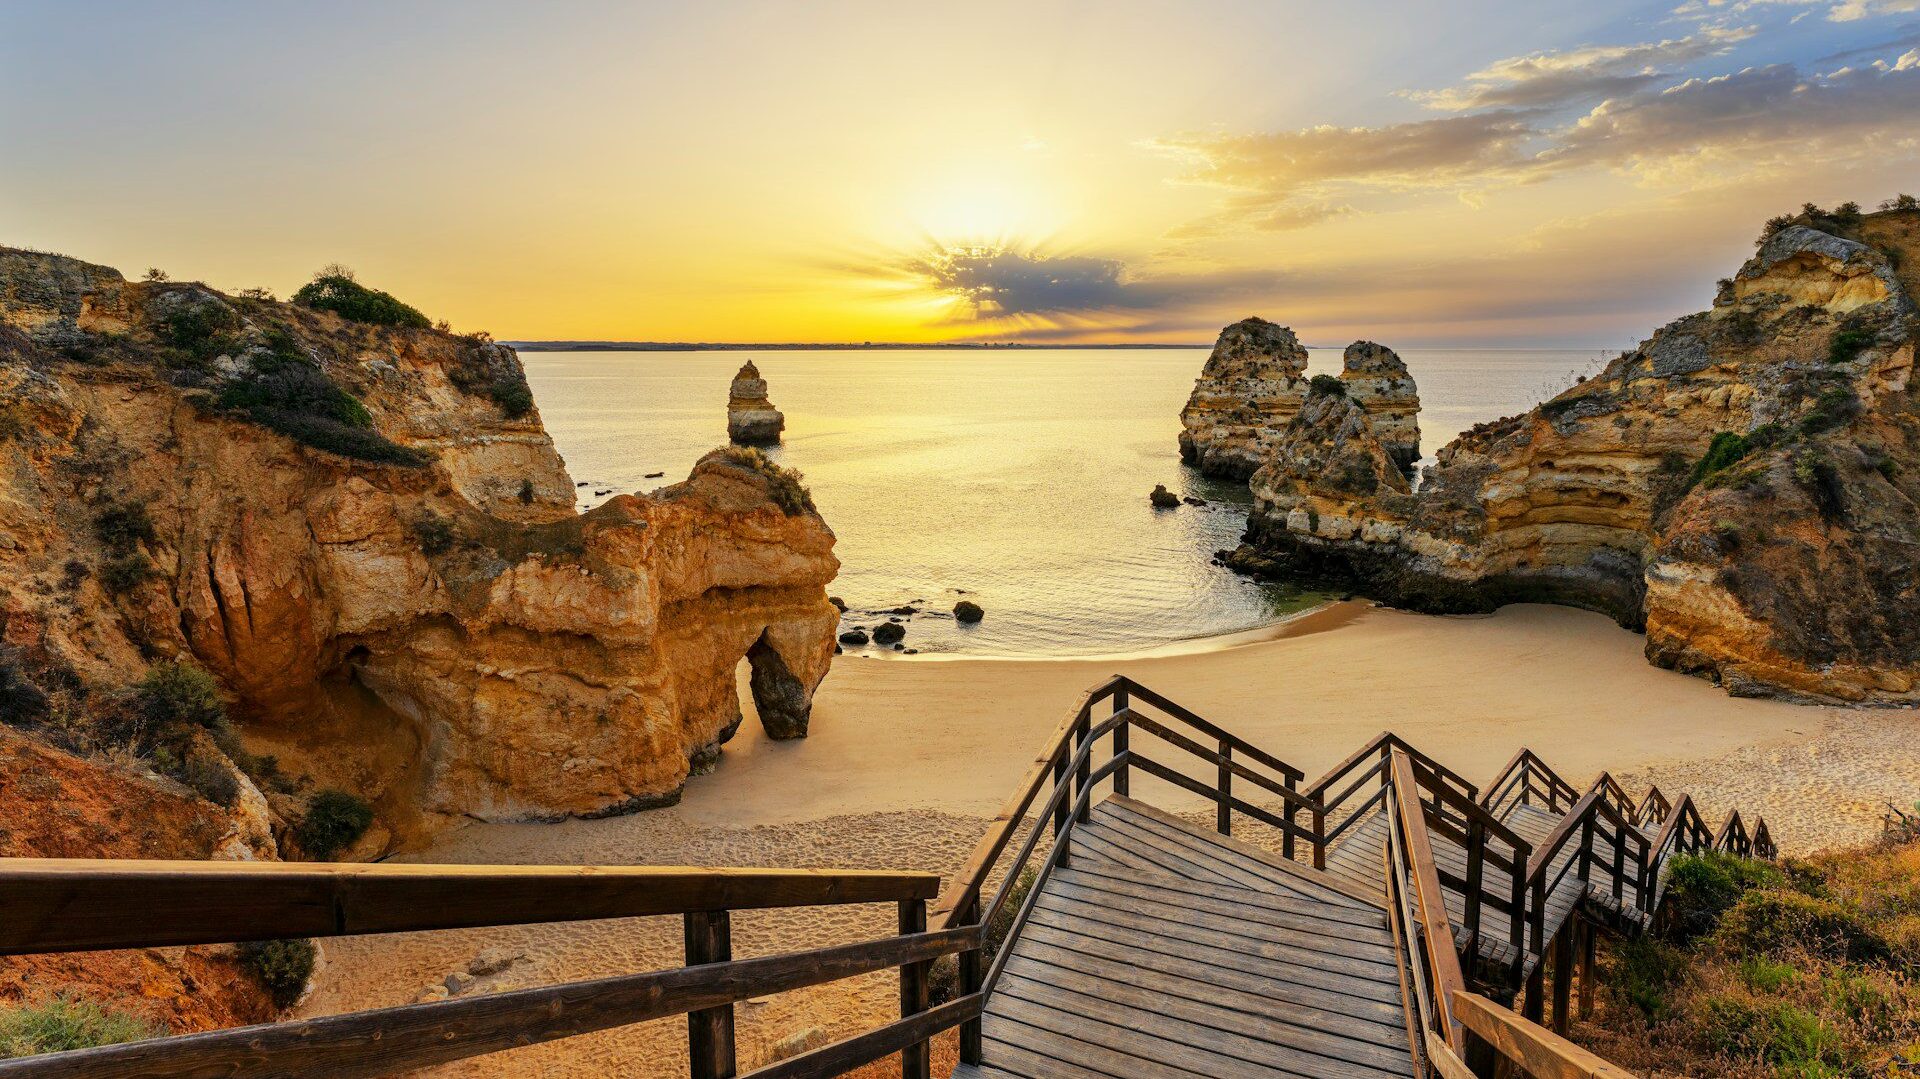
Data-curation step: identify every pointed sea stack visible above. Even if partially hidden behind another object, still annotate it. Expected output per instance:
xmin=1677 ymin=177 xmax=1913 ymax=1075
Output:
xmin=727 ymin=360 xmax=785 ymax=444
xmin=1340 ymin=341 xmax=1420 ymax=473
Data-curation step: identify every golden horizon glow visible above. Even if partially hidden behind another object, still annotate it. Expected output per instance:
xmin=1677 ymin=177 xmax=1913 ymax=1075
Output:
xmin=5 ymin=2 xmax=1919 ymax=346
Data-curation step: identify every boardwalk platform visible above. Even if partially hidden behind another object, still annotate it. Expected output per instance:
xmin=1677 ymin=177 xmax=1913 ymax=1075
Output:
xmin=972 ymin=797 xmax=1418 ymax=1079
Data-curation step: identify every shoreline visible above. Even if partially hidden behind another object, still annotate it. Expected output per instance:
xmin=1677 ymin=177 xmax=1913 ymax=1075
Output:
xmin=860 ymin=597 xmax=1364 ymax=664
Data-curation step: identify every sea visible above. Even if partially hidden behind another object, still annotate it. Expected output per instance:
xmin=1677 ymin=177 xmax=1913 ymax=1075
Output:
xmin=520 ymin=348 xmax=1609 ymax=658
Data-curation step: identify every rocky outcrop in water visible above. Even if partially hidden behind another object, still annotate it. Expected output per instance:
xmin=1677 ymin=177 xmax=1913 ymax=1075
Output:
xmin=728 ymin=360 xmax=785 ymax=444
xmin=0 ymin=248 xmax=841 ymax=844
xmin=1224 ymin=207 xmax=1920 ymax=704
xmin=1178 ymin=317 xmax=1309 ymax=479
xmin=1340 ymin=341 xmax=1420 ymax=471
xmin=1179 ymin=319 xmax=1422 ymax=479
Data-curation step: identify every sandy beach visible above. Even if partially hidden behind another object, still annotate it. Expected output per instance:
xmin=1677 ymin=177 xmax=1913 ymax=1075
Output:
xmin=304 ymin=602 xmax=1920 ymax=1077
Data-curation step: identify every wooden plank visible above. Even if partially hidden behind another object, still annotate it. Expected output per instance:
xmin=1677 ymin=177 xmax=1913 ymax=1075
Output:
xmin=1071 ymin=818 xmax=1245 ymax=888
xmin=1090 ymin=803 xmax=1277 ymax=891
xmin=981 ymin=1033 xmax=1132 ymax=1079
xmin=983 ymin=1009 xmax=1225 ymax=1079
xmin=1450 ymin=991 xmax=1640 ymax=1079
xmin=989 ymin=993 xmax=1292 ymax=1079
xmin=0 ymin=927 xmax=975 ymax=1079
xmin=995 ymin=972 xmax=1412 ymax=1079
xmin=1045 ymin=875 xmax=1401 ymax=976
xmin=741 ymin=995 xmax=983 ymax=1079
xmin=1104 ymin=796 xmax=1384 ymax=909
xmin=1005 ymin=931 xmax=1410 ymax=1052
xmin=1390 ymin=751 xmax=1467 ymax=1054
xmin=685 ymin=910 xmax=735 ymax=1079
xmin=1023 ymin=901 xmax=1403 ymax=1005
xmin=0 ymin=860 xmax=938 ymax=955
xmin=1058 ymin=861 xmax=1392 ymax=934
xmin=1032 ymin=887 xmax=1402 ymax=989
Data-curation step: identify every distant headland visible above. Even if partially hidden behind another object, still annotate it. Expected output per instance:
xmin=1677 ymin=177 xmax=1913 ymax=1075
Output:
xmin=506 ymin=340 xmax=1208 ymax=351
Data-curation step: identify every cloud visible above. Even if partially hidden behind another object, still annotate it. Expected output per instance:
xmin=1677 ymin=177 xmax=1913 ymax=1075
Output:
xmin=903 ymin=244 xmax=1275 ymax=326
xmin=1407 ymin=26 xmax=1755 ymax=111
xmin=1675 ymin=0 xmax=1919 ymax=21
xmin=1539 ymin=60 xmax=1920 ymax=172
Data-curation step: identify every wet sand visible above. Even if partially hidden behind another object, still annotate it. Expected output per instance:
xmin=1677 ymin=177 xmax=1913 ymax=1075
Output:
xmin=304 ymin=602 xmax=1919 ymax=1077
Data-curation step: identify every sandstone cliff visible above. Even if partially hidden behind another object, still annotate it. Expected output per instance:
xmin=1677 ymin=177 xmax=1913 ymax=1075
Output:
xmin=1179 ymin=319 xmax=1421 ymax=478
xmin=0 ymin=248 xmax=840 ymax=848
xmin=728 ymin=360 xmax=785 ymax=444
xmin=1225 ymin=206 xmax=1920 ymax=704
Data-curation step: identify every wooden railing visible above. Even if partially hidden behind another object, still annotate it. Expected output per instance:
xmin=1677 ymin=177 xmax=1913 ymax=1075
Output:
xmin=1451 ymin=991 xmax=1638 ymax=1078
xmin=1482 ymin=749 xmax=1581 ymax=821
xmin=1307 ymin=731 xmax=1479 ymax=851
xmin=0 ymin=861 xmax=971 ymax=1079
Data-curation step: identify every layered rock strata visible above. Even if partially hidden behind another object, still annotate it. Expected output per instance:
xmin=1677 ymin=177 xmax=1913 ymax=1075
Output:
xmin=0 ymin=248 xmax=840 ymax=841
xmin=1224 ymin=211 xmax=1920 ymax=704
xmin=727 ymin=360 xmax=785 ymax=444
xmin=1179 ymin=319 xmax=1422 ymax=478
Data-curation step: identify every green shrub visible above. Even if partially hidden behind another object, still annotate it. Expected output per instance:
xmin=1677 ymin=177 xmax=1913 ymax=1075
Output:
xmin=1688 ymin=431 xmax=1758 ymax=491
xmin=135 ymin=661 xmax=226 ymax=732
xmin=291 ymin=268 xmax=431 ymax=329
xmin=1799 ymin=385 xmax=1860 ymax=435
xmin=489 ymin=377 xmax=534 ymax=419
xmin=1715 ymin=891 xmax=1891 ymax=966
xmin=215 ymin=347 xmax=427 ymax=467
xmin=1307 ymin=373 xmax=1346 ymax=397
xmin=1830 ymin=328 xmax=1875 ymax=365
xmin=0 ymin=994 xmax=162 ymax=1058
xmin=238 ymin=938 xmax=317 ymax=1008
xmin=175 ymin=750 xmax=241 ymax=807
xmin=517 ymin=478 xmax=535 ymax=505
xmin=296 ymin=789 xmax=374 ymax=859
xmin=1739 ymin=954 xmax=1799 ymax=993
xmin=1664 ymin=851 xmax=1786 ymax=943
xmin=93 ymin=501 xmax=155 ymax=554
xmin=99 ymin=553 xmax=154 ymax=594
xmin=1882 ymin=193 xmax=1919 ymax=212
xmin=1610 ymin=935 xmax=1691 ymax=1021
xmin=412 ymin=512 xmax=456 ymax=555
xmin=156 ymin=298 xmax=240 ymax=363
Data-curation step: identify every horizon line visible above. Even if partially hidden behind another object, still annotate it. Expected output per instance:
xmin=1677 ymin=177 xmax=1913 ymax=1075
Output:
xmin=506 ymin=340 xmax=1622 ymax=352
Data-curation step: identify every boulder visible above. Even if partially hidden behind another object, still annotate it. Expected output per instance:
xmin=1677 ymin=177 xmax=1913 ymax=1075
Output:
xmin=953 ymin=600 xmax=984 ymax=624
xmin=872 ymin=622 xmax=905 ymax=645
xmin=1149 ymin=484 xmax=1180 ymax=508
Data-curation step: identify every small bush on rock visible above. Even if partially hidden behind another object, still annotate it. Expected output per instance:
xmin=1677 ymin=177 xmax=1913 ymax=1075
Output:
xmin=174 ymin=749 xmax=241 ymax=807
xmin=99 ymin=553 xmax=153 ymax=595
xmin=214 ymin=338 xmax=428 ymax=467
xmin=292 ymin=267 xmax=431 ymax=329
xmin=135 ymin=661 xmax=226 ymax=733
xmin=1308 ymin=373 xmax=1345 ymax=397
xmin=296 ymin=789 xmax=374 ymax=859
xmin=93 ymin=501 xmax=155 ymax=553
xmin=238 ymin=939 xmax=318 ymax=1008
xmin=719 ymin=446 xmax=814 ymax=515
xmin=0 ymin=994 xmax=163 ymax=1057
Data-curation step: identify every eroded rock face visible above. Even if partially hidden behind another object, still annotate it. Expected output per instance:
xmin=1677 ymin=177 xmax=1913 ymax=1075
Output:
xmin=1340 ymin=341 xmax=1420 ymax=472
xmin=1178 ymin=317 xmax=1310 ymax=478
xmin=0 ymin=248 xmax=840 ymax=838
xmin=1228 ymin=210 xmax=1920 ymax=704
xmin=728 ymin=360 xmax=785 ymax=444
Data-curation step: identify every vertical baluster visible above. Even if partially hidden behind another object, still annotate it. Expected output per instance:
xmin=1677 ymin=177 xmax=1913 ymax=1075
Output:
xmin=1611 ymin=824 xmax=1628 ymax=903
xmin=1578 ymin=918 xmax=1597 ymax=1021
xmin=899 ymin=899 xmax=931 ymax=1079
xmin=1313 ymin=801 xmax=1328 ymax=870
xmin=1462 ymin=817 xmax=1485 ymax=961
xmin=1073 ymin=708 xmax=1091 ymax=825
xmin=1216 ymin=739 xmax=1232 ymax=835
xmin=1551 ymin=924 xmax=1575 ymax=1034
xmin=685 ymin=910 xmax=736 ymax=1079
xmin=1282 ymin=773 xmax=1298 ymax=861
xmin=1051 ymin=750 xmax=1070 ymax=868
xmin=1112 ymin=685 xmax=1130 ymax=798
xmin=957 ymin=894 xmax=982 ymax=1065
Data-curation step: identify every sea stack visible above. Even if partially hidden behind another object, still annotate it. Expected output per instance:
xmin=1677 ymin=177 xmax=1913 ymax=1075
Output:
xmin=727 ymin=359 xmax=785 ymax=444
xmin=1177 ymin=317 xmax=1310 ymax=479
xmin=1340 ymin=341 xmax=1420 ymax=473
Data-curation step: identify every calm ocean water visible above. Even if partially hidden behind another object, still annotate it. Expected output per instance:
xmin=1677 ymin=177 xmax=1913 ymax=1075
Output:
xmin=520 ymin=348 xmax=1608 ymax=657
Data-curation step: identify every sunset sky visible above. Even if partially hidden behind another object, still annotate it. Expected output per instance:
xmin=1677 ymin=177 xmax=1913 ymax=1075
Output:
xmin=5 ymin=1 xmax=1919 ymax=345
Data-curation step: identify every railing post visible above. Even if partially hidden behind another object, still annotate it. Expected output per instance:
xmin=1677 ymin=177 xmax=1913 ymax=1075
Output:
xmin=1073 ymin=707 xmax=1092 ymax=825
xmin=685 ymin=910 xmax=736 ymax=1079
xmin=899 ymin=898 xmax=931 ymax=1079
xmin=1216 ymin=739 xmax=1232 ymax=836
xmin=1550 ymin=922 xmax=1574 ymax=1035
xmin=958 ymin=895 xmax=983 ymax=1065
xmin=1282 ymin=774 xmax=1298 ymax=861
xmin=1313 ymin=802 xmax=1327 ymax=870
xmin=1051 ymin=749 xmax=1070 ymax=868
xmin=1112 ymin=685 xmax=1130 ymax=798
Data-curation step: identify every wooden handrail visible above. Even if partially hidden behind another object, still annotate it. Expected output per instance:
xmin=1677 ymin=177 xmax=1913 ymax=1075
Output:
xmin=0 ymin=860 xmax=939 ymax=955
xmin=1390 ymin=749 xmax=1468 ymax=1052
xmin=1451 ymin=990 xmax=1640 ymax=1078
xmin=0 ymin=926 xmax=977 ymax=1079
xmin=1306 ymin=731 xmax=1478 ymax=804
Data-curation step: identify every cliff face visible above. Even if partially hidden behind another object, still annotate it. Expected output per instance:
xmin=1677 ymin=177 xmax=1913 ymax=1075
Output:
xmin=1225 ymin=210 xmax=1920 ymax=704
xmin=1179 ymin=319 xmax=1421 ymax=479
xmin=0 ymin=248 xmax=840 ymax=842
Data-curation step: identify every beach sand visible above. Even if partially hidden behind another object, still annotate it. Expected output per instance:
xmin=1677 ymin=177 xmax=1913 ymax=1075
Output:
xmin=303 ymin=602 xmax=1920 ymax=1077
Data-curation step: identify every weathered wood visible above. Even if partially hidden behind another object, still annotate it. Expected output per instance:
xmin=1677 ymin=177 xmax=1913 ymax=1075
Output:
xmin=743 ymin=995 xmax=984 ymax=1079
xmin=957 ymin=895 xmax=983 ymax=1066
xmin=0 ymin=861 xmax=937 ymax=955
xmin=1390 ymin=750 xmax=1467 ymax=1053
xmin=898 ymin=900 xmax=931 ymax=1079
xmin=1549 ymin=922 xmax=1573 ymax=1035
xmin=686 ymin=910 xmax=736 ymax=1079
xmin=1426 ymin=1033 xmax=1478 ymax=1079
xmin=0 ymin=926 xmax=977 ymax=1079
xmin=1451 ymin=990 xmax=1641 ymax=1079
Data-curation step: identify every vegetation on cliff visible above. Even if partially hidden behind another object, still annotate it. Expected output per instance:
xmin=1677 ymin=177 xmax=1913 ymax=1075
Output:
xmin=291 ymin=266 xmax=431 ymax=329
xmin=1579 ymin=833 xmax=1920 ymax=1076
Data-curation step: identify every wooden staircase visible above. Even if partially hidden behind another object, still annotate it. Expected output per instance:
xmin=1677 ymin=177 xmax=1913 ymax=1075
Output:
xmin=937 ymin=677 xmax=1779 ymax=1079
xmin=0 ymin=674 xmax=1779 ymax=1079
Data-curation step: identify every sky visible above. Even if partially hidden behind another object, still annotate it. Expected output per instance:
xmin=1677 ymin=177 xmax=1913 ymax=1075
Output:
xmin=4 ymin=1 xmax=1919 ymax=346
